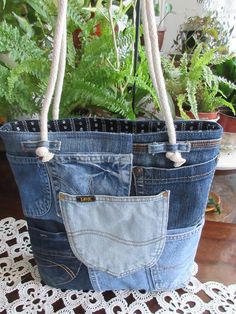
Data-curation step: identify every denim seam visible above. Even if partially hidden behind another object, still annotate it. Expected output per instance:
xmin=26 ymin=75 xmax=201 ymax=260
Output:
xmin=88 ymin=269 xmax=101 ymax=291
xmin=143 ymin=168 xmax=215 ymax=182
xmin=166 ymin=224 xmax=204 ymax=241
xmin=54 ymin=154 xmax=132 ymax=163
xmin=46 ymin=163 xmax=62 ymax=217
xmin=67 ymin=230 xmax=165 ymax=246
xmin=127 ymin=154 xmax=133 ymax=196
xmin=35 ymin=256 xmax=76 ymax=279
xmin=60 ymin=192 xmax=168 ymax=203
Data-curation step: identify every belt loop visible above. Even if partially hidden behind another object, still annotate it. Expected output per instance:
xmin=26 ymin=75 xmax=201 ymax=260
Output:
xmin=148 ymin=142 xmax=191 ymax=155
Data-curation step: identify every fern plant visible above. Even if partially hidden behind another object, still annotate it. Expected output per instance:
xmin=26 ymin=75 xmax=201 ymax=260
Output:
xmin=0 ymin=0 xmax=157 ymax=121
xmin=162 ymin=43 xmax=236 ymax=119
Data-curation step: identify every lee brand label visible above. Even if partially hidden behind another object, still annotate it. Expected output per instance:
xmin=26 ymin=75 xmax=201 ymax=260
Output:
xmin=76 ymin=196 xmax=96 ymax=202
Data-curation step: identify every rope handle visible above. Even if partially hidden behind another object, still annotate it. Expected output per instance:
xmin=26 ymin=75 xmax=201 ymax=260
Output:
xmin=36 ymin=0 xmax=185 ymax=167
xmin=36 ymin=0 xmax=67 ymax=161
xmin=142 ymin=1 xmax=185 ymax=167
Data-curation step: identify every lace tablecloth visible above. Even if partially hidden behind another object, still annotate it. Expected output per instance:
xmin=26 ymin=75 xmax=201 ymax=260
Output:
xmin=0 ymin=217 xmax=235 ymax=314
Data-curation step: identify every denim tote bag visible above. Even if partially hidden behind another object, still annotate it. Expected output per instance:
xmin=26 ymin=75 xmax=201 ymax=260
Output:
xmin=0 ymin=1 xmax=222 ymax=291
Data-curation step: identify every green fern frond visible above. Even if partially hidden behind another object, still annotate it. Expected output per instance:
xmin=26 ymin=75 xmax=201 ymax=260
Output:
xmin=68 ymin=0 xmax=85 ymax=28
xmin=7 ymin=58 xmax=49 ymax=99
xmin=0 ymin=64 xmax=9 ymax=98
xmin=186 ymin=80 xmax=198 ymax=118
xmin=211 ymin=53 xmax=235 ymax=65
xmin=179 ymin=53 xmax=188 ymax=77
xmin=132 ymin=76 xmax=159 ymax=108
xmin=177 ymin=94 xmax=190 ymax=120
xmin=161 ymin=56 xmax=178 ymax=79
xmin=190 ymin=45 xmax=216 ymax=71
xmin=26 ymin=0 xmax=56 ymax=23
xmin=117 ymin=32 xmax=133 ymax=61
xmin=61 ymin=79 xmax=135 ymax=119
xmin=67 ymin=34 xmax=76 ymax=68
xmin=190 ymin=43 xmax=203 ymax=69
xmin=216 ymin=76 xmax=236 ymax=90
xmin=203 ymin=66 xmax=215 ymax=88
xmin=0 ymin=21 xmax=44 ymax=61
xmin=216 ymin=97 xmax=235 ymax=115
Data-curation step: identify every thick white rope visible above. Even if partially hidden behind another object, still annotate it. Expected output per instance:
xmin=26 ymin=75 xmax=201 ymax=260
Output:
xmin=36 ymin=0 xmax=68 ymax=162
xmin=142 ymin=1 xmax=185 ymax=167
xmin=52 ymin=23 xmax=67 ymax=120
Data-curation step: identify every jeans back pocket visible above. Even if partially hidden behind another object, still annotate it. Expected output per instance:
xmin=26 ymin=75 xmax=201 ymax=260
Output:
xmin=59 ymin=191 xmax=169 ymax=277
xmin=47 ymin=154 xmax=133 ymax=216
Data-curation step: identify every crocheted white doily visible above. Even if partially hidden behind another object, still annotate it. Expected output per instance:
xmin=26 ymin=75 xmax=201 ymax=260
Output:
xmin=0 ymin=217 xmax=235 ymax=314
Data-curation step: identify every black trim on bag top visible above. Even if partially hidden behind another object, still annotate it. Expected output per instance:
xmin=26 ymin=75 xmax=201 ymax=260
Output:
xmin=6 ymin=118 xmax=221 ymax=133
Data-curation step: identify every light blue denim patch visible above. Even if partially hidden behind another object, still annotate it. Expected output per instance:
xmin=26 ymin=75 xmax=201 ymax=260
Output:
xmin=151 ymin=217 xmax=205 ymax=290
xmin=59 ymin=191 xmax=169 ymax=277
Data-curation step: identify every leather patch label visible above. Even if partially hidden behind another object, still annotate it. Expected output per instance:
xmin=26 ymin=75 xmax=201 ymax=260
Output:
xmin=76 ymin=196 xmax=96 ymax=202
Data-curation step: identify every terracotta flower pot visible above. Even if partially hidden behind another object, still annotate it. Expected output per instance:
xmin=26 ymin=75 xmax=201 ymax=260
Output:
xmin=186 ymin=111 xmax=219 ymax=121
xmin=218 ymin=110 xmax=236 ymax=133
xmin=141 ymin=30 xmax=166 ymax=50
xmin=0 ymin=116 xmax=6 ymax=124
xmin=157 ymin=30 xmax=165 ymax=50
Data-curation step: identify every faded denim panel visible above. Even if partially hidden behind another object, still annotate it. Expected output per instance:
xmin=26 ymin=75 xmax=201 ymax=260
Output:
xmin=151 ymin=218 xmax=205 ymax=290
xmin=60 ymin=192 xmax=169 ymax=277
xmin=28 ymin=226 xmax=93 ymax=290
xmin=6 ymin=154 xmax=51 ymax=218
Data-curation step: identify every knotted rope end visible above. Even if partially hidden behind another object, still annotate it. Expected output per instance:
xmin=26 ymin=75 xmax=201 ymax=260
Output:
xmin=166 ymin=152 xmax=186 ymax=168
xmin=36 ymin=146 xmax=54 ymax=162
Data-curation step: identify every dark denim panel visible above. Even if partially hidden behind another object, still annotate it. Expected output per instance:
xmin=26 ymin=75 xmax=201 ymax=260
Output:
xmin=28 ymin=226 xmax=93 ymax=290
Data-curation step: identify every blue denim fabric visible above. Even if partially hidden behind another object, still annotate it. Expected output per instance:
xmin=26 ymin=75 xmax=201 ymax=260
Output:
xmin=0 ymin=118 xmax=222 ymax=291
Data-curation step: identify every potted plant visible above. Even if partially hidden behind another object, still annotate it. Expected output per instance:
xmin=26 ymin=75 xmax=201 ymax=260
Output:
xmin=172 ymin=11 xmax=233 ymax=55
xmin=153 ymin=0 xmax=173 ymax=50
xmin=215 ymin=57 xmax=236 ymax=132
xmin=162 ymin=43 xmax=236 ymax=120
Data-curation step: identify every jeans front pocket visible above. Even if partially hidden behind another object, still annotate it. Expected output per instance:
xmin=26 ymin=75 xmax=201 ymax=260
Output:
xmin=151 ymin=218 xmax=205 ymax=291
xmin=28 ymin=226 xmax=93 ymax=290
xmin=7 ymin=154 xmax=51 ymax=218
xmin=59 ymin=191 xmax=170 ymax=277
xmin=134 ymin=156 xmax=218 ymax=229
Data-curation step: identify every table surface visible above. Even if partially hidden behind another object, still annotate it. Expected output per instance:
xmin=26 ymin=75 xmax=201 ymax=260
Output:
xmin=0 ymin=152 xmax=236 ymax=286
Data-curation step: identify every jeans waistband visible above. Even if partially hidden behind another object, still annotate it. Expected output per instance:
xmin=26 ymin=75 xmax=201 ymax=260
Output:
xmin=0 ymin=118 xmax=223 ymax=155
